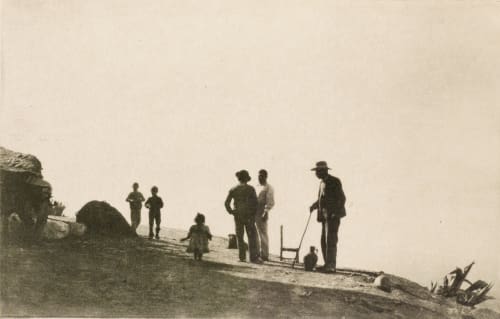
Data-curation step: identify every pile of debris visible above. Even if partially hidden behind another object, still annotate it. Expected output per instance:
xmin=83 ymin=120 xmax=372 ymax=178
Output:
xmin=76 ymin=201 xmax=136 ymax=237
xmin=430 ymin=262 xmax=494 ymax=307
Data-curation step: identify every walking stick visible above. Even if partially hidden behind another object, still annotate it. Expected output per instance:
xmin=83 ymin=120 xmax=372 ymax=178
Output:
xmin=292 ymin=211 xmax=313 ymax=269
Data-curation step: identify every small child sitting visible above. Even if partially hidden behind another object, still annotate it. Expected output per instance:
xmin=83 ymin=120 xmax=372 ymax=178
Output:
xmin=181 ymin=213 xmax=212 ymax=260
xmin=303 ymin=246 xmax=318 ymax=272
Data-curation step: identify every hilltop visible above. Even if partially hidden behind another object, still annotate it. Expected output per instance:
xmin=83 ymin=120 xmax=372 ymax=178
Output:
xmin=1 ymin=227 xmax=498 ymax=319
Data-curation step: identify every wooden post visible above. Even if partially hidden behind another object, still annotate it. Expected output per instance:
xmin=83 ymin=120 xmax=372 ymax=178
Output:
xmin=280 ymin=225 xmax=283 ymax=261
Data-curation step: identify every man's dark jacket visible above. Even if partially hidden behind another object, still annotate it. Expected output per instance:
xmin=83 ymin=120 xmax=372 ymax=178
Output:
xmin=224 ymin=184 xmax=258 ymax=221
xmin=312 ymin=174 xmax=346 ymax=222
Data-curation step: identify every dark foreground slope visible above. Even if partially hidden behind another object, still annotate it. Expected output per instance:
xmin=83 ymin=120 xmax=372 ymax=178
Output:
xmin=0 ymin=228 xmax=498 ymax=319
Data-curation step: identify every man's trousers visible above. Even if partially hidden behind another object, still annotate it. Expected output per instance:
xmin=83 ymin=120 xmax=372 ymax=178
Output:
xmin=255 ymin=213 xmax=269 ymax=260
xmin=234 ymin=215 xmax=259 ymax=262
xmin=321 ymin=217 xmax=341 ymax=268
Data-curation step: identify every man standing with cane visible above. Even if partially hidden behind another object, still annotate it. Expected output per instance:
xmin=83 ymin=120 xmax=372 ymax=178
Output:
xmin=309 ymin=161 xmax=346 ymax=273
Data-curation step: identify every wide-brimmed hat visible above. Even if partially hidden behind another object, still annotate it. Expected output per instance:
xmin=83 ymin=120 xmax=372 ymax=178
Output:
xmin=236 ymin=170 xmax=251 ymax=182
xmin=311 ymin=161 xmax=331 ymax=171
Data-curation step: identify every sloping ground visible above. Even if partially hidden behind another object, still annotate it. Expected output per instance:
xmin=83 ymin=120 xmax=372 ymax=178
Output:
xmin=0 ymin=227 xmax=498 ymax=319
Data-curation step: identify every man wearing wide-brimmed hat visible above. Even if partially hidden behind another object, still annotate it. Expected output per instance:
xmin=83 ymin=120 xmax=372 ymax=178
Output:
xmin=309 ymin=161 xmax=346 ymax=273
xmin=225 ymin=170 xmax=261 ymax=263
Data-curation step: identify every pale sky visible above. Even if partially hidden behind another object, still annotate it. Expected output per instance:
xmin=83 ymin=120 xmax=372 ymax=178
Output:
xmin=1 ymin=0 xmax=499 ymax=305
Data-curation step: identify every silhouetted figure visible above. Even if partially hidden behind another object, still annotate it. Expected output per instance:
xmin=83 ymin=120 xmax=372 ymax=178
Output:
xmin=181 ymin=213 xmax=212 ymax=260
xmin=309 ymin=161 xmax=346 ymax=273
xmin=255 ymin=169 xmax=275 ymax=261
xmin=145 ymin=186 xmax=164 ymax=239
xmin=304 ymin=246 xmax=318 ymax=271
xmin=126 ymin=182 xmax=145 ymax=233
xmin=225 ymin=170 xmax=261 ymax=263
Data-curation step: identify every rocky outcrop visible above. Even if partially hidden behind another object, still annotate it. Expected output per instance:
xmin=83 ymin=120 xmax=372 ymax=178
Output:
xmin=0 ymin=146 xmax=51 ymax=242
xmin=76 ymin=201 xmax=135 ymax=237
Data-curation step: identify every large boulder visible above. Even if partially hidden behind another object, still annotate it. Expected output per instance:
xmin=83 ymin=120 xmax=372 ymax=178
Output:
xmin=47 ymin=215 xmax=87 ymax=237
xmin=41 ymin=219 xmax=70 ymax=240
xmin=1 ymin=146 xmax=51 ymax=242
xmin=76 ymin=201 xmax=136 ymax=237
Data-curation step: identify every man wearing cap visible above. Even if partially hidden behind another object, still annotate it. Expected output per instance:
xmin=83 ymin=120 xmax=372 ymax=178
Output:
xmin=309 ymin=161 xmax=346 ymax=273
xmin=255 ymin=169 xmax=275 ymax=261
xmin=225 ymin=170 xmax=261 ymax=263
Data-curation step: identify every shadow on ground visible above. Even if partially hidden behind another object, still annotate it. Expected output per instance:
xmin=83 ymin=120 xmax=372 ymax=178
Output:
xmin=0 ymin=234 xmax=492 ymax=319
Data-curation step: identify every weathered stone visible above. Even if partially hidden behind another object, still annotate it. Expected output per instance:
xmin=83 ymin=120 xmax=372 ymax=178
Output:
xmin=76 ymin=201 xmax=135 ymax=237
xmin=374 ymin=274 xmax=392 ymax=293
xmin=41 ymin=219 xmax=70 ymax=240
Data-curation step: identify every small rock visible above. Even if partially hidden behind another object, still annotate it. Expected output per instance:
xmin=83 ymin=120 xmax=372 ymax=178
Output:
xmin=374 ymin=274 xmax=392 ymax=293
xmin=69 ymin=222 xmax=87 ymax=237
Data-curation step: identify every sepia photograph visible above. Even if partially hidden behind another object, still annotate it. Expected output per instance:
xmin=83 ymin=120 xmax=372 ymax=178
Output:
xmin=1 ymin=1 xmax=499 ymax=318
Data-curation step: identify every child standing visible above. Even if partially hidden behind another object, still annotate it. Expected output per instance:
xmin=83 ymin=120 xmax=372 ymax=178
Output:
xmin=126 ymin=182 xmax=145 ymax=234
xmin=181 ymin=213 xmax=212 ymax=260
xmin=145 ymin=186 xmax=164 ymax=239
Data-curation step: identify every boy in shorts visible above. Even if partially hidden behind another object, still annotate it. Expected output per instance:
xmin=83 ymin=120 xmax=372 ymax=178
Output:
xmin=145 ymin=186 xmax=164 ymax=239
